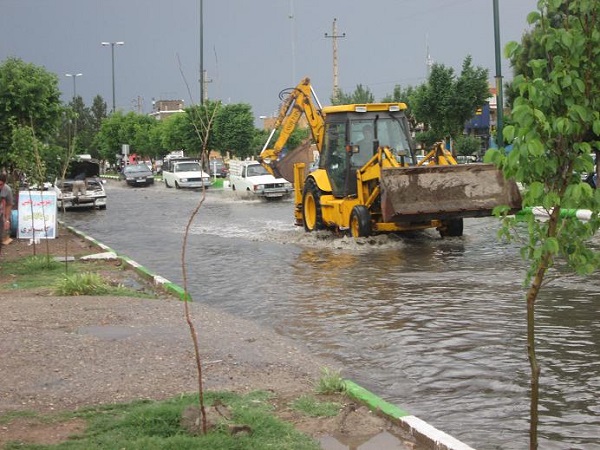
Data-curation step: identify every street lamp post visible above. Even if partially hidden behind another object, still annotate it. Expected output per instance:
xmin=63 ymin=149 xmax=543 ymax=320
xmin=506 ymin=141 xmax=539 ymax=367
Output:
xmin=492 ymin=0 xmax=504 ymax=148
xmin=101 ymin=41 xmax=125 ymax=113
xmin=65 ymin=73 xmax=82 ymax=101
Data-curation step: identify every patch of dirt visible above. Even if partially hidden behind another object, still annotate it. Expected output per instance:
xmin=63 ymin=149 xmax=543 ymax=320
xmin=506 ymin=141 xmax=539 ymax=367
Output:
xmin=0 ymin=418 xmax=87 ymax=447
xmin=0 ymin=228 xmax=94 ymax=263
xmin=0 ymin=227 xmax=418 ymax=449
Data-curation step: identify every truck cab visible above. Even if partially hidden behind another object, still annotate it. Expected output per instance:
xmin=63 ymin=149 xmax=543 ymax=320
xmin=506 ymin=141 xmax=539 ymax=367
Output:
xmin=228 ymin=160 xmax=293 ymax=199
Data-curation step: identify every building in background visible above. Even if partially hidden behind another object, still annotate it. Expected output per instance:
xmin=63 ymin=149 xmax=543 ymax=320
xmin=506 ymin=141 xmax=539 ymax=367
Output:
xmin=149 ymin=99 xmax=185 ymax=121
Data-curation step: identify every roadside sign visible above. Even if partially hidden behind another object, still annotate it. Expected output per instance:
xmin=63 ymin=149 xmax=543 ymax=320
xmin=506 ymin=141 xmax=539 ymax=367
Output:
xmin=17 ymin=191 xmax=58 ymax=239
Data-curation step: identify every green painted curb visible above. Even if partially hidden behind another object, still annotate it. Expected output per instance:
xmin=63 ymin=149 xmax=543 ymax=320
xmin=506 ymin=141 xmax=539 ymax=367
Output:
xmin=59 ymin=221 xmax=190 ymax=301
xmin=163 ymin=282 xmax=190 ymax=301
xmin=344 ymin=379 xmax=410 ymax=419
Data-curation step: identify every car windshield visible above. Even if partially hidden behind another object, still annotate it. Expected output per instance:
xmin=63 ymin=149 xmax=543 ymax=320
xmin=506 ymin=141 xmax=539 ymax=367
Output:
xmin=126 ymin=165 xmax=150 ymax=173
xmin=247 ymin=165 xmax=268 ymax=177
xmin=176 ymin=162 xmax=200 ymax=172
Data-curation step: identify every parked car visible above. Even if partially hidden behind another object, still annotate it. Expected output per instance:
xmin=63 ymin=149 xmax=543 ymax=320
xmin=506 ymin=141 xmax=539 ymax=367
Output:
xmin=53 ymin=156 xmax=107 ymax=210
xmin=121 ymin=163 xmax=155 ymax=187
xmin=208 ymin=159 xmax=228 ymax=178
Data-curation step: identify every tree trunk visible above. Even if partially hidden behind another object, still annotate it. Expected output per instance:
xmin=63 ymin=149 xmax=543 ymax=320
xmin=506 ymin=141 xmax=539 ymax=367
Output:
xmin=526 ymin=209 xmax=559 ymax=449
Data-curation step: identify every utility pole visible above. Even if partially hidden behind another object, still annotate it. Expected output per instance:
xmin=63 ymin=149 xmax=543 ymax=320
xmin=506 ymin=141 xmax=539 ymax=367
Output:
xmin=492 ymin=0 xmax=504 ymax=148
xmin=132 ymin=96 xmax=143 ymax=113
xmin=324 ymin=18 xmax=345 ymax=102
xmin=202 ymin=69 xmax=212 ymax=103
xmin=199 ymin=0 xmax=204 ymax=105
xmin=289 ymin=0 xmax=296 ymax=84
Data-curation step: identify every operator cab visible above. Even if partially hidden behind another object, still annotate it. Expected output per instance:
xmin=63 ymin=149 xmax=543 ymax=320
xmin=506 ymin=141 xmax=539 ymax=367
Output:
xmin=319 ymin=103 xmax=416 ymax=198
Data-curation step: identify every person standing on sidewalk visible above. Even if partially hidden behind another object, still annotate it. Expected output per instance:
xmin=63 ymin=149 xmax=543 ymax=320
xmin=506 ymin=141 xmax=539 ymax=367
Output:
xmin=0 ymin=173 xmax=14 ymax=246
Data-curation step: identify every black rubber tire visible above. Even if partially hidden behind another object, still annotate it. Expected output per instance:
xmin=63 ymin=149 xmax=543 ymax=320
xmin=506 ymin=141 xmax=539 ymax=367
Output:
xmin=302 ymin=178 xmax=324 ymax=232
xmin=175 ymin=181 xmax=180 ymax=189
xmin=350 ymin=205 xmax=372 ymax=238
xmin=439 ymin=218 xmax=464 ymax=237
xmin=165 ymin=179 xmax=172 ymax=188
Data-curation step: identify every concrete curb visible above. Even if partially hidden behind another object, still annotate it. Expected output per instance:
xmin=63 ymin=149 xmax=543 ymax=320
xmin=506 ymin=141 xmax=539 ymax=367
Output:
xmin=59 ymin=221 xmax=188 ymax=301
xmin=345 ymin=380 xmax=475 ymax=450
xmin=517 ymin=206 xmax=593 ymax=222
xmin=59 ymin=221 xmax=475 ymax=450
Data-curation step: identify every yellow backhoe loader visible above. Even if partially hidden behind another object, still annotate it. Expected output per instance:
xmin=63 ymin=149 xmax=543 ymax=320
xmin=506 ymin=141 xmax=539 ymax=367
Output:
xmin=259 ymin=77 xmax=521 ymax=238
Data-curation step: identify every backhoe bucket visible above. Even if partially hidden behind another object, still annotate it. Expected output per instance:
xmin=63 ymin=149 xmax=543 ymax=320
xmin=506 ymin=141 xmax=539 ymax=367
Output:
xmin=380 ymin=163 xmax=522 ymax=222
xmin=271 ymin=140 xmax=315 ymax=183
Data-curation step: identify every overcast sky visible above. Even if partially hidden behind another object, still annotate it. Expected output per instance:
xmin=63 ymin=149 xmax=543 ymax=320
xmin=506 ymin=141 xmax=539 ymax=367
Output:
xmin=1 ymin=0 xmax=537 ymax=121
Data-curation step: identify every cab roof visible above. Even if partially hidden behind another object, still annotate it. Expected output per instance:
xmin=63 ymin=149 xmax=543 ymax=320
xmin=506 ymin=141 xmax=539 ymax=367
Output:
xmin=322 ymin=102 xmax=408 ymax=115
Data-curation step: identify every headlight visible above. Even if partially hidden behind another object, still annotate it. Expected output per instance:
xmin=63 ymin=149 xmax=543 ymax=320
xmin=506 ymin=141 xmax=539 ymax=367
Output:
xmin=255 ymin=184 xmax=265 ymax=191
xmin=284 ymin=182 xmax=293 ymax=189
xmin=180 ymin=178 xmax=188 ymax=182
xmin=126 ymin=177 xmax=134 ymax=181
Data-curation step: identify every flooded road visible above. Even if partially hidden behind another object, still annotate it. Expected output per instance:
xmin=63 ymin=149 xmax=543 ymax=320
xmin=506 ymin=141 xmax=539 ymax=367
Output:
xmin=63 ymin=180 xmax=600 ymax=449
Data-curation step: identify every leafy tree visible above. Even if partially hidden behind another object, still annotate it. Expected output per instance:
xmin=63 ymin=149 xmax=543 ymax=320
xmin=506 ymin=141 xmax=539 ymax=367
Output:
xmin=212 ymin=103 xmax=254 ymax=159
xmin=160 ymin=112 xmax=192 ymax=153
xmin=39 ymin=144 xmax=67 ymax=181
xmin=54 ymin=96 xmax=97 ymax=158
xmin=8 ymin=125 xmax=43 ymax=183
xmin=95 ymin=111 xmax=160 ymax=164
xmin=331 ymin=84 xmax=375 ymax=105
xmin=147 ymin=120 xmax=168 ymax=159
xmin=129 ymin=114 xmax=160 ymax=158
xmin=411 ymin=56 xmax=489 ymax=144
xmin=454 ymin=135 xmax=482 ymax=157
xmin=0 ymin=57 xmax=63 ymax=169
xmin=486 ymin=2 xmax=600 ymax=448
xmin=159 ymin=101 xmax=220 ymax=159
xmin=95 ymin=111 xmax=127 ymax=164
xmin=251 ymin=128 xmax=271 ymax=158
xmin=381 ymin=85 xmax=418 ymax=128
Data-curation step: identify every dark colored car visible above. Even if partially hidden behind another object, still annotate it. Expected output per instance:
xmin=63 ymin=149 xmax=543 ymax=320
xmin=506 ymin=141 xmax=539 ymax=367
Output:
xmin=208 ymin=159 xmax=228 ymax=178
xmin=121 ymin=164 xmax=155 ymax=187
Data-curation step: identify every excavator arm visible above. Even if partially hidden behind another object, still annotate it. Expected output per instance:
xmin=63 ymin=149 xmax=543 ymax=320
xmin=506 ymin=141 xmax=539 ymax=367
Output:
xmin=259 ymin=77 xmax=325 ymax=181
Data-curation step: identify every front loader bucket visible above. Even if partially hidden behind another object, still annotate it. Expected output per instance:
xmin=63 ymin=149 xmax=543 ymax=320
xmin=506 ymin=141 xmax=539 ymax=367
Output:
xmin=380 ymin=163 xmax=522 ymax=222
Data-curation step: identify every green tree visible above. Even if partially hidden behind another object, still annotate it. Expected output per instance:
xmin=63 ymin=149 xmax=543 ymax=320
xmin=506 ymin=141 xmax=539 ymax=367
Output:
xmin=453 ymin=135 xmax=482 ymax=157
xmin=160 ymin=112 xmax=192 ymax=152
xmin=381 ymin=85 xmax=418 ymax=128
xmin=159 ymin=101 xmax=220 ymax=158
xmin=486 ymin=2 xmax=600 ymax=448
xmin=331 ymin=84 xmax=375 ymax=105
xmin=8 ymin=125 xmax=43 ymax=183
xmin=95 ymin=111 xmax=126 ymax=164
xmin=411 ymin=56 xmax=489 ymax=144
xmin=95 ymin=111 xmax=160 ymax=164
xmin=212 ymin=103 xmax=254 ymax=158
xmin=0 ymin=57 xmax=63 ymax=168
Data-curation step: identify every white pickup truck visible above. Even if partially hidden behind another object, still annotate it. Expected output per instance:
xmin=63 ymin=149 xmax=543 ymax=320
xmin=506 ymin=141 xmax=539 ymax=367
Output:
xmin=162 ymin=157 xmax=211 ymax=189
xmin=228 ymin=160 xmax=293 ymax=199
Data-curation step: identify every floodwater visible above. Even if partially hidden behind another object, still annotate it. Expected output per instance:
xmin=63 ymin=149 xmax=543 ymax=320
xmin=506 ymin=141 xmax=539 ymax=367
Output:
xmin=63 ymin=180 xmax=600 ymax=449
